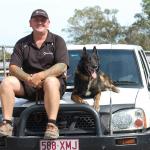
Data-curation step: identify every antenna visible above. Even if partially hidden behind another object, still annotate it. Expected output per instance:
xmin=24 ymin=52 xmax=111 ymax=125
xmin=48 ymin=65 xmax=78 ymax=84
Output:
xmin=105 ymin=21 xmax=114 ymax=135
xmin=109 ymin=93 xmax=113 ymax=135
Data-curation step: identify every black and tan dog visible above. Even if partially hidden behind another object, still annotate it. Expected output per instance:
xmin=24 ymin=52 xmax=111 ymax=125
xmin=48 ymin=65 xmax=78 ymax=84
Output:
xmin=71 ymin=46 xmax=119 ymax=112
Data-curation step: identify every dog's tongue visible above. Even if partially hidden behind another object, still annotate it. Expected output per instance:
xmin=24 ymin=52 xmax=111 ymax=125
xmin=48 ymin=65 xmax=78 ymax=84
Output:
xmin=92 ymin=71 xmax=97 ymax=79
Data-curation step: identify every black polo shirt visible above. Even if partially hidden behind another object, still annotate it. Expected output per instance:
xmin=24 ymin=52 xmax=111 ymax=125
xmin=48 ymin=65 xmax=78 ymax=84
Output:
xmin=10 ymin=31 xmax=69 ymax=76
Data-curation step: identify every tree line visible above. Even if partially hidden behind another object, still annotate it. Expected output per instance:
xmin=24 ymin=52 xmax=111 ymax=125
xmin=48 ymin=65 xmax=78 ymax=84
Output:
xmin=62 ymin=0 xmax=150 ymax=50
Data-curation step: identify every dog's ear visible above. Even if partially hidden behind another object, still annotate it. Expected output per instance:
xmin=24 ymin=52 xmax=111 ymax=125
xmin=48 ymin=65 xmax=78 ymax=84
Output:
xmin=93 ymin=46 xmax=97 ymax=54
xmin=83 ymin=47 xmax=86 ymax=52
xmin=82 ymin=47 xmax=87 ymax=56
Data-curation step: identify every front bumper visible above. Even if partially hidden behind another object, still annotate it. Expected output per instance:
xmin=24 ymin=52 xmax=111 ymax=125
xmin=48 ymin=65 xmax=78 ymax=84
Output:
xmin=1 ymin=132 xmax=150 ymax=150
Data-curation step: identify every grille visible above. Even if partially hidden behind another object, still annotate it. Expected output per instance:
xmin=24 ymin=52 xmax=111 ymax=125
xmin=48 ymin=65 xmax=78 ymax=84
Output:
xmin=25 ymin=110 xmax=96 ymax=136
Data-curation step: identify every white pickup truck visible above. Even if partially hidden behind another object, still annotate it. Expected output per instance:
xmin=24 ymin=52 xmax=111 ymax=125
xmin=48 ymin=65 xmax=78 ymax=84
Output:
xmin=1 ymin=44 xmax=150 ymax=150
xmin=66 ymin=44 xmax=150 ymax=132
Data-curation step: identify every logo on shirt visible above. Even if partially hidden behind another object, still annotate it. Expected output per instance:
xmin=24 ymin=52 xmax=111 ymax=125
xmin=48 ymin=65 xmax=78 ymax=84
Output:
xmin=43 ymin=52 xmax=53 ymax=55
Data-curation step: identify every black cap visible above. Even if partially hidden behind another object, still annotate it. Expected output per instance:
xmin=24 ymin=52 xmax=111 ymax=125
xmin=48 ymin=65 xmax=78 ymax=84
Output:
xmin=30 ymin=9 xmax=49 ymax=19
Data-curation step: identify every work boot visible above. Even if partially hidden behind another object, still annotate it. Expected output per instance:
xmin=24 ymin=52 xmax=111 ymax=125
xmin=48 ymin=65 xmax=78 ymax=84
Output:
xmin=0 ymin=122 xmax=13 ymax=137
xmin=44 ymin=123 xmax=59 ymax=139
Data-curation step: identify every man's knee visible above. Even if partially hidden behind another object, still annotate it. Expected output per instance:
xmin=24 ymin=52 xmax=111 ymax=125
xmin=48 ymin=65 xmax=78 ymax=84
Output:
xmin=1 ymin=77 xmax=13 ymax=87
xmin=43 ymin=77 xmax=60 ymax=90
xmin=0 ymin=76 xmax=21 ymax=92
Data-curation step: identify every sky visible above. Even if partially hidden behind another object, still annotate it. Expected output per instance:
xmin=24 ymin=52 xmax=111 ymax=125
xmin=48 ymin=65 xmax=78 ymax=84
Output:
xmin=0 ymin=0 xmax=142 ymax=46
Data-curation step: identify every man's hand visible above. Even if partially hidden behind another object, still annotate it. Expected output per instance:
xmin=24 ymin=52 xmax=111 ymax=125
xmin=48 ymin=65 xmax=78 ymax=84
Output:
xmin=29 ymin=72 xmax=44 ymax=88
xmin=9 ymin=65 xmax=44 ymax=89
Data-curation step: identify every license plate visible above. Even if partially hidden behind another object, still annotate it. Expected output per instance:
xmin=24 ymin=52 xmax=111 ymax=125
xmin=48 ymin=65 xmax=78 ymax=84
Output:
xmin=40 ymin=139 xmax=79 ymax=150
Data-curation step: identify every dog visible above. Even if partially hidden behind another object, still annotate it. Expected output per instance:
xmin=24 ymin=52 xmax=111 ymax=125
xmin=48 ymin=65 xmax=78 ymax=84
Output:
xmin=71 ymin=46 xmax=119 ymax=112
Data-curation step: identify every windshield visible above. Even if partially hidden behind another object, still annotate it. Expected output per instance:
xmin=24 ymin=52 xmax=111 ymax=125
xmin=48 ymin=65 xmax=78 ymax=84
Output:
xmin=67 ymin=49 xmax=142 ymax=87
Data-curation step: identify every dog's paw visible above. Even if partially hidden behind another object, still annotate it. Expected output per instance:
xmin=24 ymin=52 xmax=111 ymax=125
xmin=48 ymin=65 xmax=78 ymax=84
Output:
xmin=83 ymin=101 xmax=88 ymax=104
xmin=112 ymin=85 xmax=120 ymax=93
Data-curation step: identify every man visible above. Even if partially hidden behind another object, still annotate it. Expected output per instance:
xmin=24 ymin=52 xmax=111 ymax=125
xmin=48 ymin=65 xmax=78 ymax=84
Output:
xmin=0 ymin=9 xmax=69 ymax=139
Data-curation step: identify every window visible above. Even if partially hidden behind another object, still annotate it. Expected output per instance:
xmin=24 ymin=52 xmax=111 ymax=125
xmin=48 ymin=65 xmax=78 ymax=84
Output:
xmin=67 ymin=49 xmax=142 ymax=87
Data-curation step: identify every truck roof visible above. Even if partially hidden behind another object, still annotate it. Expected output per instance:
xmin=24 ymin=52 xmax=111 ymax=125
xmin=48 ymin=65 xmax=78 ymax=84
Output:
xmin=67 ymin=44 xmax=143 ymax=51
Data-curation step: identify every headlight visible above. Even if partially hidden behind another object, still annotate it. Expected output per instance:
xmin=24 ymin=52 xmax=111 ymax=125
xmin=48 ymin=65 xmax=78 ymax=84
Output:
xmin=112 ymin=108 xmax=146 ymax=132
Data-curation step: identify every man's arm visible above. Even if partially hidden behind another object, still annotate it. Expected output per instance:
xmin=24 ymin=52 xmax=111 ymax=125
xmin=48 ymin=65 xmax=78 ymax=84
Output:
xmin=9 ymin=63 xmax=67 ymax=88
xmin=42 ymin=63 xmax=67 ymax=78
xmin=9 ymin=65 xmax=32 ymax=84
xmin=31 ymin=63 xmax=67 ymax=81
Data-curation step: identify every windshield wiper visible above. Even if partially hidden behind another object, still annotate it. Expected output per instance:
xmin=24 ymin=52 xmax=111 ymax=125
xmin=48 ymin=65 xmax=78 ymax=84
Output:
xmin=113 ymin=80 xmax=138 ymax=85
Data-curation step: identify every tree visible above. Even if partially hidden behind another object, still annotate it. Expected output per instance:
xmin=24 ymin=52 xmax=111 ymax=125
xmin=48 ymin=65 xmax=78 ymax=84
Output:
xmin=62 ymin=6 xmax=124 ymax=44
xmin=142 ymin=0 xmax=150 ymax=19
xmin=63 ymin=2 xmax=150 ymax=50
xmin=123 ymin=0 xmax=150 ymax=50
